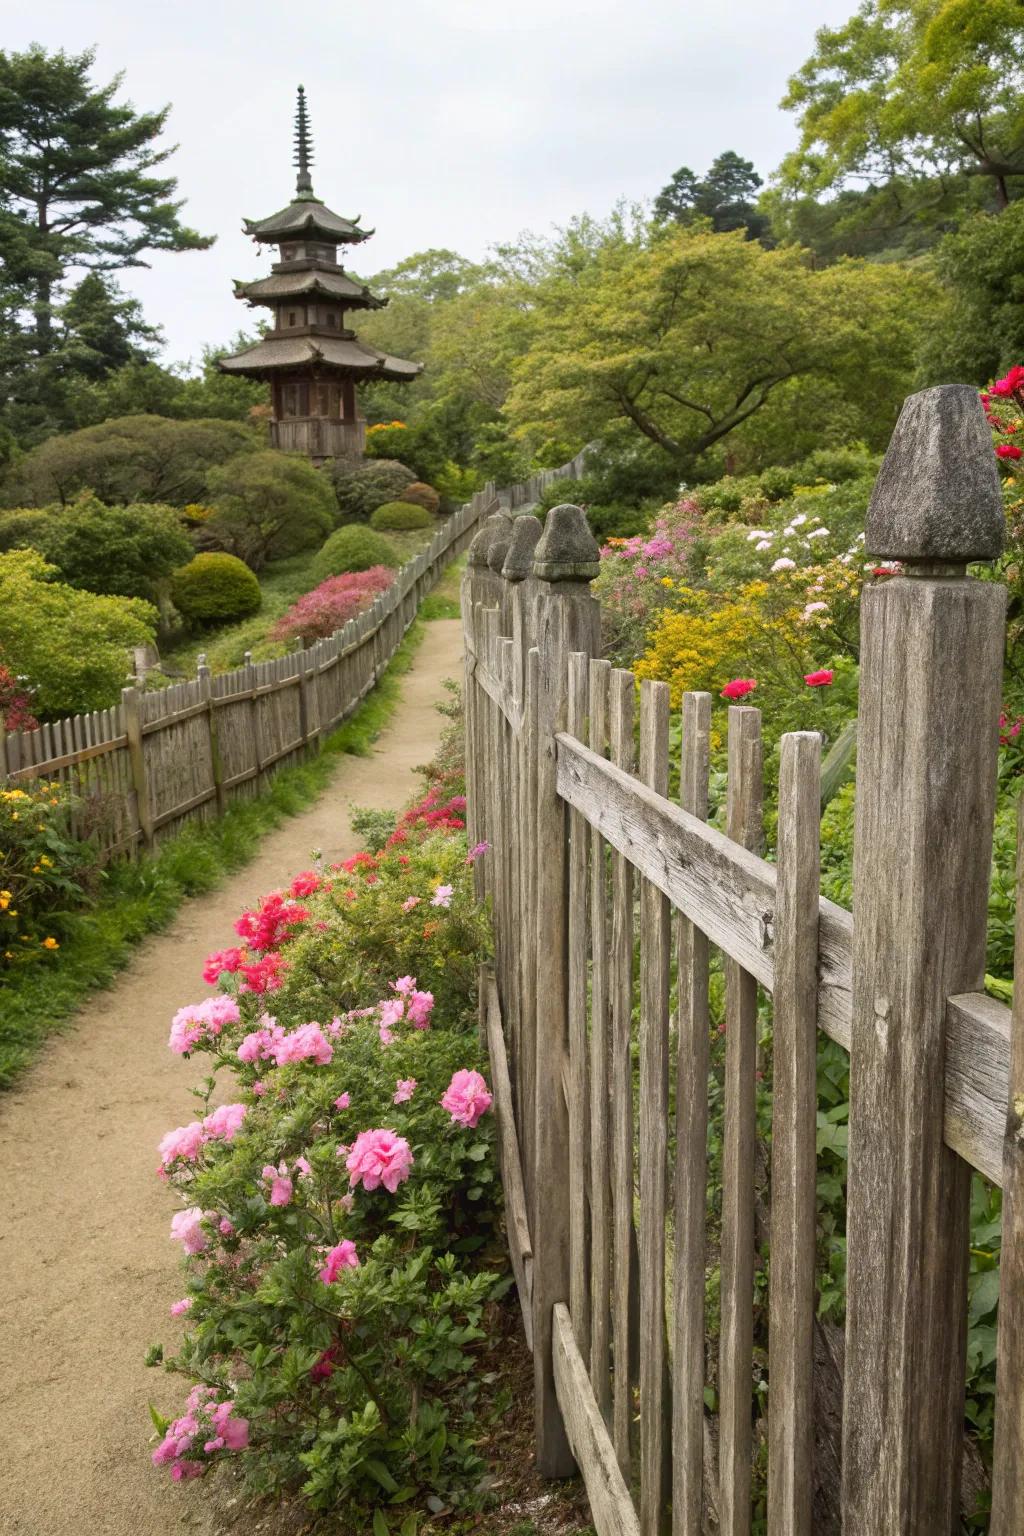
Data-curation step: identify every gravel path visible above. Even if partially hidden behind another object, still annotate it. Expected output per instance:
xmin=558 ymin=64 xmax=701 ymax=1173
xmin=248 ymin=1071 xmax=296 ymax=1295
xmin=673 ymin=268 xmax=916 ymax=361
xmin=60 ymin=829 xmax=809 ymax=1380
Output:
xmin=0 ymin=619 xmax=464 ymax=1536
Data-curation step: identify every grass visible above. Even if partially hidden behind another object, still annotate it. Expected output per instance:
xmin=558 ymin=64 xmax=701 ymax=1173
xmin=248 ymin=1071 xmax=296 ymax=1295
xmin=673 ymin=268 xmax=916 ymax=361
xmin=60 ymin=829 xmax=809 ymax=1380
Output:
xmin=0 ymin=619 xmax=430 ymax=1090
xmin=157 ymin=530 xmax=433 ymax=679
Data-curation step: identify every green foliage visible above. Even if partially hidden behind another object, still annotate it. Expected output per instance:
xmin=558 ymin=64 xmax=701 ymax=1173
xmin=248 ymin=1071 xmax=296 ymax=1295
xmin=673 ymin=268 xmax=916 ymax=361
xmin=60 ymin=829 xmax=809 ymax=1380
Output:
xmin=370 ymin=501 xmax=432 ymax=531
xmin=920 ymin=201 xmax=1024 ymax=384
xmin=170 ymin=553 xmax=262 ymax=626
xmin=312 ymin=526 xmax=400 ymax=584
xmin=2 ymin=415 xmax=258 ymax=508
xmin=0 ymin=507 xmax=52 ymax=553
xmin=399 ymin=482 xmax=441 ymax=514
xmin=65 ymin=346 xmax=268 ymax=430
xmin=205 ymin=451 xmax=335 ymax=570
xmin=349 ymin=805 xmax=399 ymax=853
xmin=23 ymin=492 xmax=193 ymax=600
xmin=654 ymin=150 xmax=769 ymax=240
xmin=0 ymin=547 xmax=155 ymax=714
xmin=330 ymin=457 xmax=417 ymax=522
xmin=506 ymin=222 xmax=930 ymax=475
xmin=778 ymin=0 xmax=1024 ymax=211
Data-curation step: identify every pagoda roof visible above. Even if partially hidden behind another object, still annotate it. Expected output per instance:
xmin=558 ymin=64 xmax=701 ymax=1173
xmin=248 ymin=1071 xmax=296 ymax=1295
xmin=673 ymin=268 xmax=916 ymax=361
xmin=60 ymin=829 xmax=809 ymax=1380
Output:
xmin=233 ymin=269 xmax=386 ymax=308
xmin=244 ymin=199 xmax=372 ymax=245
xmin=218 ymin=333 xmax=422 ymax=382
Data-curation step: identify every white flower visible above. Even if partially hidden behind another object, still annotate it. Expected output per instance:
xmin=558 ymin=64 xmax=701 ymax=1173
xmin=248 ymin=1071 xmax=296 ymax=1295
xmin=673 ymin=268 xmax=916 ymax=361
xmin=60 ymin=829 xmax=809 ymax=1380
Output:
xmin=755 ymin=539 xmax=772 ymax=552
xmin=807 ymin=527 xmax=829 ymax=539
xmin=746 ymin=529 xmax=772 ymax=542
xmin=783 ymin=526 xmax=796 ymax=536
xmin=801 ymin=601 xmax=828 ymax=620
xmin=771 ymin=557 xmax=796 ymax=573
xmin=790 ymin=513 xmax=807 ymax=527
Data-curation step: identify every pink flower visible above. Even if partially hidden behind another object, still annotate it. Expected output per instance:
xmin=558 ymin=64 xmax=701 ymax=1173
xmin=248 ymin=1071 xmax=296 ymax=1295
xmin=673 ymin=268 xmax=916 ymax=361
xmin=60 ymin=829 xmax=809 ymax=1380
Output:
xmin=238 ymin=951 xmax=288 ymax=995
xmin=334 ymin=1092 xmax=351 ymax=1110
xmin=271 ymin=1022 xmax=333 ymax=1067
xmin=346 ymin=1128 xmax=414 ymax=1193
xmin=262 ymin=1163 xmax=294 ymax=1207
xmin=407 ymin=989 xmax=434 ymax=1029
xmin=319 ymin=1238 xmax=360 ymax=1284
xmin=168 ymin=996 xmax=240 ymax=1054
xmin=159 ymin=1121 xmax=206 ymax=1167
xmin=466 ymin=840 xmax=490 ymax=864
xmin=431 ymin=884 xmax=454 ymax=908
xmin=251 ymin=1081 xmax=266 ymax=1097
xmin=393 ymin=1078 xmax=417 ymax=1104
xmin=803 ymin=669 xmax=834 ymax=687
xmin=289 ymin=870 xmax=321 ymax=898
xmin=392 ymin=975 xmax=416 ymax=995
xmin=202 ymin=1102 xmax=248 ymax=1141
xmin=218 ymin=1218 xmax=234 ymax=1237
xmin=721 ymin=678 xmax=757 ymax=701
xmin=293 ymin=1155 xmax=312 ymax=1179
xmin=771 ymin=557 xmax=796 ymax=572
xmin=634 ymin=565 xmax=649 ymax=578
xmin=170 ymin=1207 xmax=208 ymax=1255
xmin=170 ymin=1297 xmax=193 ymax=1317
xmin=202 ymin=947 xmax=243 ymax=985
xmin=441 ymin=1069 xmax=493 ymax=1129
xmin=402 ymin=895 xmax=421 ymax=912
xmin=997 ymin=443 xmax=1023 ymax=461
xmin=209 ymin=1400 xmax=249 ymax=1451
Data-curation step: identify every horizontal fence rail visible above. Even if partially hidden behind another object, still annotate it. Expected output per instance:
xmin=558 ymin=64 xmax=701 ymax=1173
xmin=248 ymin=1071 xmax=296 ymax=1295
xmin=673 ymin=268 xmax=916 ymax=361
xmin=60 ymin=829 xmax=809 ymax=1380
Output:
xmin=462 ymin=390 xmax=1024 ymax=1535
xmin=0 ymin=448 xmax=591 ymax=856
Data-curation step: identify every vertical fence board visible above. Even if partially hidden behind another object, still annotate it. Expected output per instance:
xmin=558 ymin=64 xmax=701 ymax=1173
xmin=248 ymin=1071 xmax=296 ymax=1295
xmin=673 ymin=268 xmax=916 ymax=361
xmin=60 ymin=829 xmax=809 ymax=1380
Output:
xmin=567 ymin=651 xmax=592 ymax=1363
xmin=719 ymin=705 xmax=763 ymax=1536
xmin=588 ymin=658 xmax=613 ymax=1421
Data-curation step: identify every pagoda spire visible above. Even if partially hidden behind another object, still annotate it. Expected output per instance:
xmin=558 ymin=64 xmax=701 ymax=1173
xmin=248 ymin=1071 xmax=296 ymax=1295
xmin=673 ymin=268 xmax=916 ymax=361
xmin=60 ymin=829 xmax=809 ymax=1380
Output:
xmin=294 ymin=84 xmax=314 ymax=197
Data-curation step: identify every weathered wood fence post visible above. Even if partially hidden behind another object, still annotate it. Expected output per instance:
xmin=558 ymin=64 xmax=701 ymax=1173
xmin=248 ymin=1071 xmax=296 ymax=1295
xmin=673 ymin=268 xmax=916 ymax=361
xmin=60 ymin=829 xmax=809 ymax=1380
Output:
xmin=530 ymin=504 xmax=601 ymax=1476
xmin=842 ymin=384 xmax=1007 ymax=1531
xmin=121 ymin=684 xmax=154 ymax=849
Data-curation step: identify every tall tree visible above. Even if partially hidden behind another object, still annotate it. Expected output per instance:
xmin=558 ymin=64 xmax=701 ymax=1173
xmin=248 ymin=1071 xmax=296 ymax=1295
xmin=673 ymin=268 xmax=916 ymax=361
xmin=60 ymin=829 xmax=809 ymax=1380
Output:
xmin=0 ymin=44 xmax=212 ymax=351
xmin=655 ymin=151 xmax=769 ymax=239
xmin=778 ymin=0 xmax=1024 ymax=212
xmin=58 ymin=272 xmax=160 ymax=380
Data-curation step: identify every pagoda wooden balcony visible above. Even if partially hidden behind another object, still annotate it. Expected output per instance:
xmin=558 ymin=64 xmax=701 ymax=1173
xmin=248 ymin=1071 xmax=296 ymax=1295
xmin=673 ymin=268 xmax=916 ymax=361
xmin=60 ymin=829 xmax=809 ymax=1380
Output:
xmin=270 ymin=416 xmax=366 ymax=461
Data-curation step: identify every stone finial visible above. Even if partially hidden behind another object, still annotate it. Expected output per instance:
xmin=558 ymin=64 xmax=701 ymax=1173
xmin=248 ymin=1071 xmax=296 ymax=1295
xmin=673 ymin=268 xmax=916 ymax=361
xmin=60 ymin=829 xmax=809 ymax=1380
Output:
xmin=487 ymin=520 xmax=513 ymax=573
xmin=866 ymin=384 xmax=1005 ymax=562
xmin=502 ymin=515 xmax=543 ymax=582
xmin=467 ymin=511 xmax=511 ymax=568
xmin=533 ymin=504 xmax=601 ymax=582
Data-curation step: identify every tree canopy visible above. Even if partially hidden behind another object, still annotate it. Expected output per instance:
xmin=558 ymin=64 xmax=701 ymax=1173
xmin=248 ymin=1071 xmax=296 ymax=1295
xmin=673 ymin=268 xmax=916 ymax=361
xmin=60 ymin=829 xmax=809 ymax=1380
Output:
xmin=655 ymin=151 xmax=769 ymax=240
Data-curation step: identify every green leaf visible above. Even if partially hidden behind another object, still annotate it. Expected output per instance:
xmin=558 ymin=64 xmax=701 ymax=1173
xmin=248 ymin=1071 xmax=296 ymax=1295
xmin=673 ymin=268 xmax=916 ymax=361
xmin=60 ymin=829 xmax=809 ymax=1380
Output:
xmin=373 ymin=1510 xmax=390 ymax=1536
xmin=365 ymin=1459 xmax=400 ymax=1494
xmin=969 ymin=1268 xmax=1001 ymax=1325
xmin=148 ymin=1401 xmax=170 ymax=1436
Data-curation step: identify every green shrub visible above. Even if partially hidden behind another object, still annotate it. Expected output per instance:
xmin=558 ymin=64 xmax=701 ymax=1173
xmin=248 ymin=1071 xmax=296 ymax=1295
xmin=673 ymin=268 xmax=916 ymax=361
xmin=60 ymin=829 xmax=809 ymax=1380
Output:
xmin=31 ymin=492 xmax=193 ymax=600
xmin=329 ymin=457 xmax=416 ymax=522
xmin=310 ymin=525 xmax=398 ymax=583
xmin=0 ymin=548 xmax=156 ymax=714
xmin=1 ymin=781 xmax=95 ymax=968
xmin=0 ymin=507 xmax=53 ymax=553
xmin=400 ymin=481 xmax=441 ymax=513
xmin=205 ymin=452 xmax=335 ymax=571
xmin=370 ymin=500 xmax=432 ymax=531
xmin=170 ymin=554 xmax=262 ymax=625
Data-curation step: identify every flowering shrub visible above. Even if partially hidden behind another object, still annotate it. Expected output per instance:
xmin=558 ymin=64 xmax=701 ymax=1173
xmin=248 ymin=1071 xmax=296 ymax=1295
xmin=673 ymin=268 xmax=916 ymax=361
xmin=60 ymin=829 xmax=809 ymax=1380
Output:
xmin=270 ymin=566 xmax=395 ymax=645
xmin=0 ymin=782 xmax=95 ymax=967
xmin=982 ymin=366 xmax=1024 ymax=474
xmin=593 ymin=498 xmax=701 ymax=663
xmin=150 ymin=759 xmax=503 ymax=1523
xmin=0 ymin=661 xmax=36 ymax=731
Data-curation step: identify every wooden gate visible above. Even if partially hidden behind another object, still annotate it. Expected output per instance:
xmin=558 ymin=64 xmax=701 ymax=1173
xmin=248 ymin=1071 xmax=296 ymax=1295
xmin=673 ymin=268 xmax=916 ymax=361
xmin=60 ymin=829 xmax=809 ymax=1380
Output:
xmin=463 ymin=385 xmax=1024 ymax=1533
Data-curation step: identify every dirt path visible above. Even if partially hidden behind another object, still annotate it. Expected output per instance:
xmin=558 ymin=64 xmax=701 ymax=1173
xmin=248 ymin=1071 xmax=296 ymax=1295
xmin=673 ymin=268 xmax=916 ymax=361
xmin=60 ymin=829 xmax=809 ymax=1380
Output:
xmin=0 ymin=619 xmax=464 ymax=1536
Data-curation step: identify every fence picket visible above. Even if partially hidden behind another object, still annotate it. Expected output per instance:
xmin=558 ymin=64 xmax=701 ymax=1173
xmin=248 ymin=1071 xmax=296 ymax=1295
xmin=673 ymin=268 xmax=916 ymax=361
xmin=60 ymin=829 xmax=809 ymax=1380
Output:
xmin=588 ymin=658 xmax=613 ymax=1422
xmin=719 ymin=704 xmax=764 ymax=1536
xmin=767 ymin=732 xmax=821 ymax=1536
xmin=567 ymin=651 xmax=591 ymax=1365
xmin=672 ymin=690 xmax=713 ymax=1536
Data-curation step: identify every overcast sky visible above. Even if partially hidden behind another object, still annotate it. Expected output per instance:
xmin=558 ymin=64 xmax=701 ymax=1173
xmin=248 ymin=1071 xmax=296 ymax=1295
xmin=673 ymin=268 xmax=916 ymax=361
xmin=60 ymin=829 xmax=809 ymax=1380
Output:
xmin=7 ymin=0 xmax=853 ymax=365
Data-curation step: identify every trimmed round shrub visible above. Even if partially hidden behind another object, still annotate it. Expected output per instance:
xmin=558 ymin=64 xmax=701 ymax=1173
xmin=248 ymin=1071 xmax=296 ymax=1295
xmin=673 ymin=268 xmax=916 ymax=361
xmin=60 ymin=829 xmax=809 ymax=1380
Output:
xmin=329 ymin=457 xmax=416 ymax=522
xmin=311 ymin=525 xmax=398 ymax=584
xmin=370 ymin=500 xmax=432 ymax=531
xmin=170 ymin=553 xmax=262 ymax=625
xmin=399 ymin=481 xmax=441 ymax=514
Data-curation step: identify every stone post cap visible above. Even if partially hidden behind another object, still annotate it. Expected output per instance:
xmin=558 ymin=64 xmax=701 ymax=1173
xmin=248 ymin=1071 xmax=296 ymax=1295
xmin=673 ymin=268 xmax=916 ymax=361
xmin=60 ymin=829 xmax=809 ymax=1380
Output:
xmin=467 ymin=510 xmax=512 ymax=568
xmin=487 ymin=520 xmax=513 ymax=573
xmin=533 ymin=504 xmax=601 ymax=582
xmin=501 ymin=515 xmax=542 ymax=582
xmin=866 ymin=383 xmax=1006 ymax=562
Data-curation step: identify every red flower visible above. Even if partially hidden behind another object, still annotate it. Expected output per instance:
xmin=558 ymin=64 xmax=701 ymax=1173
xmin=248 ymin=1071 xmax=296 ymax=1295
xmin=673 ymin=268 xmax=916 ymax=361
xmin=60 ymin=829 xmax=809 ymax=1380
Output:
xmin=721 ymin=678 xmax=757 ymax=701
xmin=996 ymin=443 xmax=1022 ymax=461
xmin=803 ymin=669 xmax=834 ymax=687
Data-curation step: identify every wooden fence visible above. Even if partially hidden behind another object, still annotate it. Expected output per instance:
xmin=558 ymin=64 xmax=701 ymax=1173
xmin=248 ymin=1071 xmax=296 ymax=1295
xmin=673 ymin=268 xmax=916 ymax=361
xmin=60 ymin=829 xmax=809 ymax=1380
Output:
xmin=462 ymin=385 xmax=1024 ymax=1534
xmin=0 ymin=448 xmax=590 ymax=857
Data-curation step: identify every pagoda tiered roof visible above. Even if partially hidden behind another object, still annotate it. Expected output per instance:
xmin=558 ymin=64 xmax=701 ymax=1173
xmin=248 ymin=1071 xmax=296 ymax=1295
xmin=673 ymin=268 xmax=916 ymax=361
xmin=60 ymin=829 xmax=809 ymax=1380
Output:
xmin=243 ymin=199 xmax=372 ymax=246
xmin=232 ymin=269 xmax=386 ymax=307
xmin=220 ymin=334 xmax=420 ymax=381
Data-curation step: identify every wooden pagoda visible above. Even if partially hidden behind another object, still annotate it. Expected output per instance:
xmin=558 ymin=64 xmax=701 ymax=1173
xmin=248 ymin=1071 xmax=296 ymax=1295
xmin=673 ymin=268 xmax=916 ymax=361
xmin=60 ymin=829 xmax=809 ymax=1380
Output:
xmin=219 ymin=86 xmax=421 ymax=461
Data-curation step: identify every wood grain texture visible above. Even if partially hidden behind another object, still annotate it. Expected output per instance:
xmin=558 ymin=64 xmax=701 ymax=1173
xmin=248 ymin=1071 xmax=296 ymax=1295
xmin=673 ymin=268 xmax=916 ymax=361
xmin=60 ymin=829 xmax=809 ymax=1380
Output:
xmin=841 ymin=574 xmax=1005 ymax=1533
xmin=767 ymin=733 xmax=821 ymax=1536
xmin=718 ymin=705 xmax=763 ymax=1536
xmin=484 ymin=974 xmax=534 ymax=1351
xmin=567 ymin=651 xmax=592 ymax=1363
xmin=672 ymin=690 xmax=712 ymax=1536
xmin=638 ymin=680 xmax=671 ymax=1536
xmin=553 ymin=1304 xmax=641 ymax=1536
xmin=588 ymin=659 xmax=614 ymax=1421
xmin=608 ymin=668 xmax=637 ymax=1477
xmin=991 ymin=789 xmax=1024 ymax=1533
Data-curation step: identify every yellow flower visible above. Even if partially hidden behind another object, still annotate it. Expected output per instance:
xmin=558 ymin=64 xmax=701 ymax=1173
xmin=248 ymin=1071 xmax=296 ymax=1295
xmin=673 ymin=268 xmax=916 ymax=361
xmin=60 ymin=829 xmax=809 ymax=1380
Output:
xmin=41 ymin=936 xmax=59 ymax=950
xmin=31 ymin=865 xmax=41 ymax=874
xmin=40 ymin=856 xmax=53 ymax=868
xmin=661 ymin=577 xmax=674 ymax=589
xmin=0 ymin=891 xmax=11 ymax=910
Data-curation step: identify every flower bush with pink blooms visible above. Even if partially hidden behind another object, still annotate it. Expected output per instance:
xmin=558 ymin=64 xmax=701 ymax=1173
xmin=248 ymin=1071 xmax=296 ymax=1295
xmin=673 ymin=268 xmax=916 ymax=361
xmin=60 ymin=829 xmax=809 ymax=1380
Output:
xmin=269 ymin=564 xmax=395 ymax=645
xmin=149 ymin=754 xmax=504 ymax=1524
